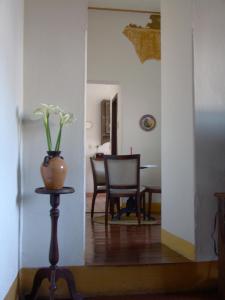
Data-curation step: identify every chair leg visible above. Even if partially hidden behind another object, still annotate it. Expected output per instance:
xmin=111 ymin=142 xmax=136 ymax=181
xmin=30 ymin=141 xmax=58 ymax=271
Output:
xmin=116 ymin=197 xmax=120 ymax=220
xmin=110 ymin=198 xmax=115 ymax=219
xmin=148 ymin=189 xmax=152 ymax=220
xmin=105 ymin=194 xmax=110 ymax=226
xmin=142 ymin=192 xmax=146 ymax=220
xmin=136 ymin=193 xmax=141 ymax=225
xmin=91 ymin=191 xmax=97 ymax=219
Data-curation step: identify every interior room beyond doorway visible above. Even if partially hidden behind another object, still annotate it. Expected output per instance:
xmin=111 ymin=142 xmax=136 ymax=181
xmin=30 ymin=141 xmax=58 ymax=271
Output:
xmin=85 ymin=3 xmax=188 ymax=266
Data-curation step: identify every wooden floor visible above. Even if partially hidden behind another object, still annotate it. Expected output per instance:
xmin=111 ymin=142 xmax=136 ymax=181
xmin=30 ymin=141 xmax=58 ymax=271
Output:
xmin=38 ymin=292 xmax=218 ymax=300
xmin=86 ymin=195 xmax=189 ymax=265
xmin=86 ymin=291 xmax=218 ymax=300
xmin=39 ymin=293 xmax=218 ymax=300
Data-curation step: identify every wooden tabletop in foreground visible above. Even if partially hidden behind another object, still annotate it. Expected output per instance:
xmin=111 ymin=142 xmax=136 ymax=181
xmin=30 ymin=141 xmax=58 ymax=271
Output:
xmin=215 ymin=193 xmax=225 ymax=198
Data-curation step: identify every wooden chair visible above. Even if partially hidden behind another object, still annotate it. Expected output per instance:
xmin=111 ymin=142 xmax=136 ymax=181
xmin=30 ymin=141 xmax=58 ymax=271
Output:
xmin=143 ymin=186 xmax=161 ymax=220
xmin=90 ymin=157 xmax=106 ymax=219
xmin=104 ymin=154 xmax=146 ymax=226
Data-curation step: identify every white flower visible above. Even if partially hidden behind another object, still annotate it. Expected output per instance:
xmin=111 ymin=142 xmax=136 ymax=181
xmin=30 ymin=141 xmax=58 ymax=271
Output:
xmin=32 ymin=103 xmax=75 ymax=151
xmin=33 ymin=103 xmax=62 ymax=122
xmin=59 ymin=112 xmax=74 ymax=126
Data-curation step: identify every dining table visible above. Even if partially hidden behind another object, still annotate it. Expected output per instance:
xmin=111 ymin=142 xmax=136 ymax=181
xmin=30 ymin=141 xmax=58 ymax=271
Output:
xmin=140 ymin=164 xmax=158 ymax=169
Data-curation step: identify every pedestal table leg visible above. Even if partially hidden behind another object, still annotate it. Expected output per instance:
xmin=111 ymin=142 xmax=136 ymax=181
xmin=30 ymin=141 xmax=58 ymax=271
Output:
xmin=24 ymin=190 xmax=82 ymax=300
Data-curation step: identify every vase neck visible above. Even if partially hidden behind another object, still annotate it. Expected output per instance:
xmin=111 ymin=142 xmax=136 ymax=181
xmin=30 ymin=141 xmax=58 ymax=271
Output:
xmin=47 ymin=151 xmax=61 ymax=157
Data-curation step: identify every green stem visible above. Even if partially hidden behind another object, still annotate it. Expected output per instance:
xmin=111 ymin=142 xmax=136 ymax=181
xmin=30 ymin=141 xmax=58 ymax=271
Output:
xmin=47 ymin=116 xmax=52 ymax=149
xmin=55 ymin=124 xmax=63 ymax=151
xmin=44 ymin=117 xmax=52 ymax=151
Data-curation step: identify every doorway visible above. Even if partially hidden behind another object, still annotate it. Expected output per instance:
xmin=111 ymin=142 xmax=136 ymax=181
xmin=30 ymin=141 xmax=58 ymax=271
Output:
xmin=85 ymin=2 xmax=188 ymax=266
xmin=85 ymin=83 xmax=120 ymax=198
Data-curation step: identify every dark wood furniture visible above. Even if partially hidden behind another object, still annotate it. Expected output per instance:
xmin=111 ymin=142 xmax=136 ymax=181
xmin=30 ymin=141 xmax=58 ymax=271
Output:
xmin=143 ymin=186 xmax=161 ymax=220
xmin=104 ymin=154 xmax=146 ymax=225
xmin=111 ymin=94 xmax=118 ymax=155
xmin=25 ymin=187 xmax=82 ymax=300
xmin=214 ymin=193 xmax=225 ymax=300
xmin=90 ymin=157 xmax=106 ymax=219
xmin=101 ymin=99 xmax=110 ymax=144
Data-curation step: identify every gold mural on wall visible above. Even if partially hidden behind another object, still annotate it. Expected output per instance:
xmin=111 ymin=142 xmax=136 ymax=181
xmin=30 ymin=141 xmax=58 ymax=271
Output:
xmin=123 ymin=14 xmax=161 ymax=63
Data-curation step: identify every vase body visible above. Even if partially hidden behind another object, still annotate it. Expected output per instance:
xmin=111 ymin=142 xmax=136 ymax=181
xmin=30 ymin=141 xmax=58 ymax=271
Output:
xmin=41 ymin=151 xmax=67 ymax=189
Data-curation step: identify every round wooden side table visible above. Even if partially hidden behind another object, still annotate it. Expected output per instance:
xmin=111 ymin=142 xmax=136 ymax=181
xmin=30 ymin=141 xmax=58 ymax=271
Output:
xmin=25 ymin=187 xmax=82 ymax=300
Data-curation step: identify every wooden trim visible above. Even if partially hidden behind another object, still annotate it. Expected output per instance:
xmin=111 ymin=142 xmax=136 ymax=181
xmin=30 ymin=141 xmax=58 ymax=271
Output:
xmin=88 ymin=7 xmax=160 ymax=15
xmin=161 ymin=228 xmax=196 ymax=261
xmin=20 ymin=262 xmax=217 ymax=297
xmin=4 ymin=274 xmax=19 ymax=300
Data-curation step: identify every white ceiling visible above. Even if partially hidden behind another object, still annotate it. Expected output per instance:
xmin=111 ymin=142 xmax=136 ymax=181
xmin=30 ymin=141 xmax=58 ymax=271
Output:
xmin=88 ymin=0 xmax=160 ymax=12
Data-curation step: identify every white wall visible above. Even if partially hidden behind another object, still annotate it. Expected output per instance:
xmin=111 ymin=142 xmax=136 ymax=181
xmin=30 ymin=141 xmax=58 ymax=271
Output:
xmin=87 ymin=10 xmax=161 ymax=191
xmin=194 ymin=0 xmax=225 ymax=260
xmin=86 ymin=83 xmax=119 ymax=193
xmin=0 ymin=0 xmax=23 ymax=298
xmin=161 ymin=0 xmax=196 ymax=244
xmin=22 ymin=0 xmax=87 ymax=267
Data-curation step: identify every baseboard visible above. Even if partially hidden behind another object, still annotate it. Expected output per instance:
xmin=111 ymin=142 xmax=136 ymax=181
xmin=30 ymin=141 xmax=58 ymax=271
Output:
xmin=161 ymin=228 xmax=196 ymax=261
xmin=120 ymin=201 xmax=161 ymax=214
xmin=4 ymin=274 xmax=19 ymax=300
xmin=20 ymin=262 xmax=217 ymax=298
xmin=151 ymin=202 xmax=161 ymax=214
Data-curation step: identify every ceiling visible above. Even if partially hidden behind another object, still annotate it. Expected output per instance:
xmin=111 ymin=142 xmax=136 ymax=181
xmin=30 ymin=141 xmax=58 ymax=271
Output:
xmin=88 ymin=0 xmax=160 ymax=12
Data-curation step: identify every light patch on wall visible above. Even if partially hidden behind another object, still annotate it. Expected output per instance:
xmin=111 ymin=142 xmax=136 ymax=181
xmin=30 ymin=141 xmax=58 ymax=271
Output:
xmin=123 ymin=14 xmax=161 ymax=63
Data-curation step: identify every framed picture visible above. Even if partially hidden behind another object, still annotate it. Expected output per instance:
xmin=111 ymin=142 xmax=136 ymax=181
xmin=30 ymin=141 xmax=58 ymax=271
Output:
xmin=139 ymin=114 xmax=156 ymax=131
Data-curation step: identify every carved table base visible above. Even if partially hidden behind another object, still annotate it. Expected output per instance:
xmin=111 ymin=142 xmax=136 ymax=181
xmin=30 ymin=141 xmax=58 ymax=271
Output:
xmin=25 ymin=266 xmax=82 ymax=300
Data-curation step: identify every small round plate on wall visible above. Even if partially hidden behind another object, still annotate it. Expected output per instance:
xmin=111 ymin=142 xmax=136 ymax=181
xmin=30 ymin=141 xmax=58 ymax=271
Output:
xmin=85 ymin=121 xmax=93 ymax=129
xmin=139 ymin=114 xmax=156 ymax=131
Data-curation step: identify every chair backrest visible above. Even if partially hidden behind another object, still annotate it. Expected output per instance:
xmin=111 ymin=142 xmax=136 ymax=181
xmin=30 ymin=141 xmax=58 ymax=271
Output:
xmin=104 ymin=155 xmax=140 ymax=190
xmin=90 ymin=157 xmax=106 ymax=186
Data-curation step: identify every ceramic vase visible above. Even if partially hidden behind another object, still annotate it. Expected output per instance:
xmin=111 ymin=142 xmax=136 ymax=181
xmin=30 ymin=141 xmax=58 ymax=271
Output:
xmin=41 ymin=151 xmax=67 ymax=189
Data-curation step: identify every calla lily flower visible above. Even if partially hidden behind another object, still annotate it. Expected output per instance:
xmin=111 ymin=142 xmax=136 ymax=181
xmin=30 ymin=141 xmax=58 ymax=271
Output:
xmin=59 ymin=112 xmax=74 ymax=126
xmin=54 ymin=112 xmax=75 ymax=151
xmin=33 ymin=103 xmax=61 ymax=117
xmin=33 ymin=103 xmax=75 ymax=152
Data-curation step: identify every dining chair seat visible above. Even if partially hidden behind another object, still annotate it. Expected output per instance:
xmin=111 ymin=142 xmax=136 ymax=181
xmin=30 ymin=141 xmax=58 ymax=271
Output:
xmin=110 ymin=186 xmax=146 ymax=196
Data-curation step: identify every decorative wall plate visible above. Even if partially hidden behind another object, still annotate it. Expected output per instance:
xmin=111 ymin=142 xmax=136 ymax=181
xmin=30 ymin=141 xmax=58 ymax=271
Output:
xmin=85 ymin=121 xmax=93 ymax=129
xmin=139 ymin=114 xmax=156 ymax=131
